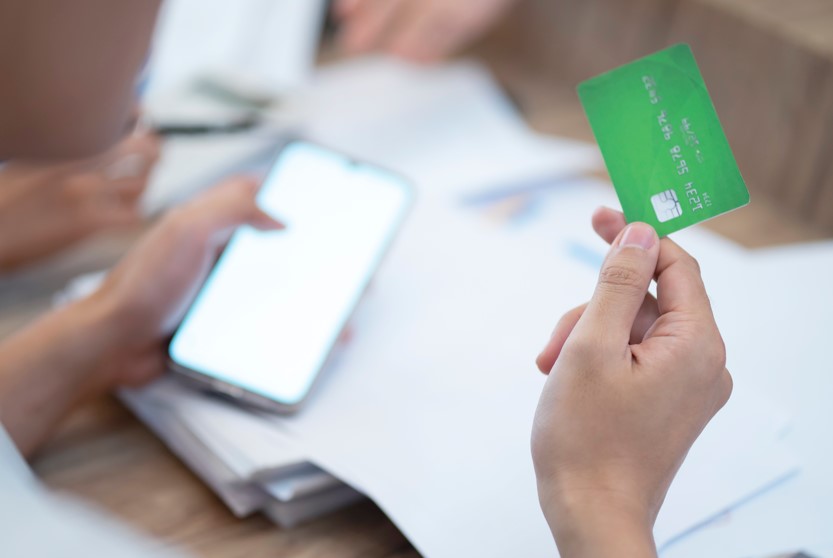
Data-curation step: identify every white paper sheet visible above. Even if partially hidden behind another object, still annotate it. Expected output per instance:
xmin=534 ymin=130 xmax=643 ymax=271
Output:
xmin=145 ymin=0 xmax=325 ymax=100
xmin=289 ymin=57 xmax=602 ymax=197
xmin=662 ymin=242 xmax=833 ymax=558
xmin=261 ymin=466 xmax=343 ymax=502
xmin=261 ymin=484 xmax=365 ymax=529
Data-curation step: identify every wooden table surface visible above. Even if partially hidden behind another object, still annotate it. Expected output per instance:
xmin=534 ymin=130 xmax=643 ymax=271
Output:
xmin=6 ymin=54 xmax=829 ymax=558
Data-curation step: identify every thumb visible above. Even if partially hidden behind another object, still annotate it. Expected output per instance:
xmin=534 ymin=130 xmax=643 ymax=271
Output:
xmin=249 ymin=205 xmax=286 ymax=232
xmin=190 ymin=177 xmax=285 ymax=234
xmin=575 ymin=222 xmax=659 ymax=348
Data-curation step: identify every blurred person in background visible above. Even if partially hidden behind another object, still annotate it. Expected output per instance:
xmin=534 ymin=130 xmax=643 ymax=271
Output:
xmin=0 ymin=0 xmax=283 ymax=459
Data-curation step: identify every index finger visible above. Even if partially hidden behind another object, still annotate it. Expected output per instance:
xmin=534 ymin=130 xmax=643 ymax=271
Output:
xmin=654 ymin=237 xmax=713 ymax=316
xmin=180 ymin=177 xmax=285 ymax=239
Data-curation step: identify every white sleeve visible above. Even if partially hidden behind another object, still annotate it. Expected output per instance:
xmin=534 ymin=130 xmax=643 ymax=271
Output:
xmin=0 ymin=425 xmax=189 ymax=558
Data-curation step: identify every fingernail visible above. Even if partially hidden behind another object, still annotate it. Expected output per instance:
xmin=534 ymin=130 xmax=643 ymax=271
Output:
xmin=271 ymin=214 xmax=287 ymax=230
xmin=619 ymin=223 xmax=657 ymax=250
xmin=269 ymin=217 xmax=287 ymax=230
xmin=255 ymin=211 xmax=286 ymax=230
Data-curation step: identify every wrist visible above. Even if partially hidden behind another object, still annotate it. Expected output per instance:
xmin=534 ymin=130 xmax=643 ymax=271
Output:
xmin=0 ymin=291 xmax=129 ymax=455
xmin=61 ymin=290 xmax=128 ymax=394
xmin=541 ymin=484 xmax=656 ymax=558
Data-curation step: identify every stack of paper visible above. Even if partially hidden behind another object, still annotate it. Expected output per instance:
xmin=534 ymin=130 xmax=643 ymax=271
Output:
xmin=120 ymin=378 xmax=361 ymax=527
xmin=60 ymin=57 xmax=829 ymax=556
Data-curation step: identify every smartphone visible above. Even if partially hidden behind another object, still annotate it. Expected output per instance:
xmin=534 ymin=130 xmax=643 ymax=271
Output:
xmin=168 ymin=140 xmax=413 ymax=413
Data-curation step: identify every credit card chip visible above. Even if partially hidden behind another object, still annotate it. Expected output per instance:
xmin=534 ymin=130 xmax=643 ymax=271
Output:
xmin=651 ymin=189 xmax=682 ymax=223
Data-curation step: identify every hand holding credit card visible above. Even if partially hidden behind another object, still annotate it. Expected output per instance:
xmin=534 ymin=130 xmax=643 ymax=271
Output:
xmin=578 ymin=44 xmax=750 ymax=236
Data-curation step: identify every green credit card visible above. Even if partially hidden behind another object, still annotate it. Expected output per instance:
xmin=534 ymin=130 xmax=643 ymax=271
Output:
xmin=578 ymin=44 xmax=749 ymax=237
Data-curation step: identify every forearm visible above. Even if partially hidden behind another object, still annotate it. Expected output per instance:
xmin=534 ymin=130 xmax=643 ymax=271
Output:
xmin=542 ymin=489 xmax=658 ymax=558
xmin=0 ymin=295 xmax=116 ymax=457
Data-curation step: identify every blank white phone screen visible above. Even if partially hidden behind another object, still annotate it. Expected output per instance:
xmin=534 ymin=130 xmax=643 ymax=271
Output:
xmin=169 ymin=142 xmax=411 ymax=406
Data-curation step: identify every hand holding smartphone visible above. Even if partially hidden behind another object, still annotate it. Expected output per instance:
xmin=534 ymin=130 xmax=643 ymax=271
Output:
xmin=169 ymin=141 xmax=413 ymax=413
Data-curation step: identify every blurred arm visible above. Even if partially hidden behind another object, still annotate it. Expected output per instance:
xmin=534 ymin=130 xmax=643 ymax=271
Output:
xmin=0 ymin=295 xmax=117 ymax=458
